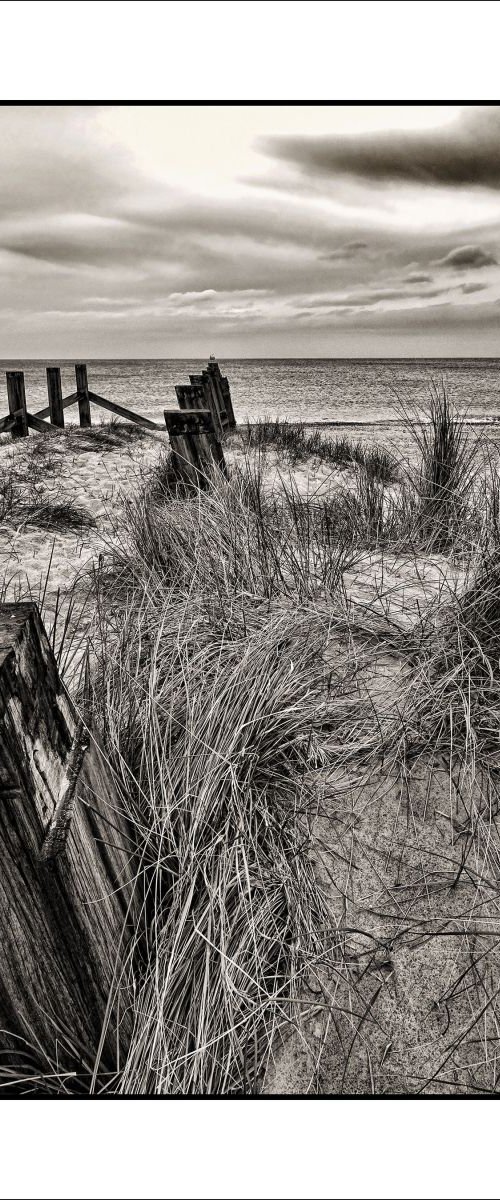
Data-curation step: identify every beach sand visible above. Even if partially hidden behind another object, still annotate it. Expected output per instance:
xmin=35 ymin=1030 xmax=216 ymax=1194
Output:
xmin=0 ymin=425 xmax=166 ymax=679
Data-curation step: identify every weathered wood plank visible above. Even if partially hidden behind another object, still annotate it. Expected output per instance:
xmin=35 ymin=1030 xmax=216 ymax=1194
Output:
xmin=165 ymin=409 xmax=214 ymax=436
xmin=27 ymin=412 xmax=61 ymax=435
xmin=164 ymin=408 xmax=226 ymax=485
xmin=46 ymin=367 xmax=64 ymax=428
xmin=0 ymin=413 xmax=16 ymax=434
xmin=6 ymin=371 xmax=28 ymax=438
xmin=175 ymin=383 xmax=205 ymax=411
xmin=0 ymin=602 xmax=139 ymax=1076
xmin=88 ymin=390 xmax=163 ymax=430
xmin=206 ymin=361 xmax=230 ymax=429
xmin=188 ymin=373 xmax=223 ymax=436
xmin=220 ymin=373 xmax=236 ymax=429
xmin=200 ymin=362 xmax=236 ymax=429
xmin=75 ymin=363 xmax=91 ymax=428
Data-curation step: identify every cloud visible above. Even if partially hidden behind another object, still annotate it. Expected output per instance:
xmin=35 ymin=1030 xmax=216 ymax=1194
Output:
xmin=435 ymin=244 xmax=497 ymax=269
xmin=1 ymin=104 xmax=500 ymax=357
xmin=297 ymin=281 xmax=446 ymax=312
xmin=405 ymin=271 xmax=433 ymax=283
xmin=260 ymin=107 xmax=500 ymax=187
xmin=320 ymin=239 xmax=368 ymax=261
xmin=461 ymin=281 xmax=487 ymax=294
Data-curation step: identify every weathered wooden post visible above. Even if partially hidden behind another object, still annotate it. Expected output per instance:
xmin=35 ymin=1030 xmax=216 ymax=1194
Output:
xmin=184 ymin=362 xmax=235 ymax=434
xmin=175 ymin=382 xmax=206 ymax=412
xmin=75 ymin=362 xmax=91 ymax=428
xmin=219 ymin=370 xmax=236 ymax=429
xmin=189 ymin=372 xmax=224 ymax=437
xmin=206 ymin=359 xmax=236 ymax=430
xmin=164 ymin=408 xmax=226 ymax=487
xmin=0 ymin=602 xmax=139 ymax=1074
xmin=6 ymin=371 xmax=28 ymax=438
xmin=46 ymin=366 xmax=64 ymax=428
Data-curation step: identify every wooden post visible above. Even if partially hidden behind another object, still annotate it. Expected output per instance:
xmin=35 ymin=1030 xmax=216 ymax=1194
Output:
xmin=206 ymin=361 xmax=231 ymax=431
xmin=175 ymin=383 xmax=205 ymax=411
xmin=46 ymin=366 xmax=64 ymax=428
xmin=75 ymin=363 xmax=91 ymax=428
xmin=0 ymin=602 xmax=139 ymax=1075
xmin=6 ymin=371 xmax=28 ymax=439
xmin=220 ymin=372 xmax=236 ymax=429
xmin=189 ymin=373 xmax=224 ymax=437
xmin=164 ymin=409 xmax=226 ymax=487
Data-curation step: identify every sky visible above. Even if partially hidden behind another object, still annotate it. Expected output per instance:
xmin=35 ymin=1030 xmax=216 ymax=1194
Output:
xmin=2 ymin=103 xmax=500 ymax=358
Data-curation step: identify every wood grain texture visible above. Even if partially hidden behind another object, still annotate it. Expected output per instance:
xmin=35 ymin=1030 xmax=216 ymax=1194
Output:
xmin=206 ymin=362 xmax=230 ymax=430
xmin=0 ymin=413 xmax=15 ymax=434
xmin=0 ymin=603 xmax=140 ymax=1076
xmin=164 ymin=409 xmax=227 ymax=485
xmin=219 ymin=373 xmax=236 ymax=429
xmin=189 ymin=372 xmax=224 ymax=436
xmin=6 ymin=372 xmax=28 ymax=439
xmin=27 ymin=412 xmax=60 ymax=435
xmin=75 ymin=363 xmax=91 ymax=428
xmin=175 ymin=383 xmax=205 ymax=411
xmin=46 ymin=367 xmax=64 ymax=428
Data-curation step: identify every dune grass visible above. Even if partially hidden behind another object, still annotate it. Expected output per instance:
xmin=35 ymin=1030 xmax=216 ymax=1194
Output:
xmin=82 ymin=408 xmax=498 ymax=1093
xmin=240 ymin=418 xmax=398 ymax=483
xmin=4 ymin=397 xmax=500 ymax=1095
xmin=0 ymin=451 xmax=95 ymax=531
xmin=76 ymin=462 xmax=354 ymax=1094
xmin=60 ymin=418 xmax=157 ymax=453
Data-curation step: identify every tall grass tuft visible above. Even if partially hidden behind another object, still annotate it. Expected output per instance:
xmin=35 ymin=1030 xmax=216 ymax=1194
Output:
xmin=400 ymin=382 xmax=478 ymax=550
xmin=86 ymin=459 xmax=348 ymax=1094
xmin=240 ymin=419 xmax=398 ymax=483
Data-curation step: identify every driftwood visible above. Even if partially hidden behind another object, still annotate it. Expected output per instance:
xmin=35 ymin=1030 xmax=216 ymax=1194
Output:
xmin=0 ymin=603 xmax=139 ymax=1075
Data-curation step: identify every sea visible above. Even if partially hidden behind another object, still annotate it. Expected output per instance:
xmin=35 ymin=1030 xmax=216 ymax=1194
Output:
xmin=3 ymin=358 xmax=500 ymax=454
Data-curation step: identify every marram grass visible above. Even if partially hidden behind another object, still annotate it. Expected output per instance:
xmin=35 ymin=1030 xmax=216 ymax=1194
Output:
xmin=4 ymin=401 xmax=500 ymax=1094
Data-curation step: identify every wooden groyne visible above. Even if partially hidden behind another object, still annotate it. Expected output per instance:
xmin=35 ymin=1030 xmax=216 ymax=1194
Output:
xmin=0 ymin=358 xmax=236 ymax=483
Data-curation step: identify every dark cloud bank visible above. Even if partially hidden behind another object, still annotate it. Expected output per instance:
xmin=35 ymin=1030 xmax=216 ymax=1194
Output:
xmin=261 ymin=107 xmax=500 ymax=187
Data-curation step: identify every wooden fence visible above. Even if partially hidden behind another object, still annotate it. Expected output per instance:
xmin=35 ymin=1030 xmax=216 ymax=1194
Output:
xmin=0 ymin=358 xmax=237 ymax=483
xmin=0 ymin=360 xmax=238 ymax=1079
xmin=0 ymin=602 xmax=140 ymax=1077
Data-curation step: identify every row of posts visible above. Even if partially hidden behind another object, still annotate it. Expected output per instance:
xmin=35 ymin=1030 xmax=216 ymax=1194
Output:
xmin=6 ymin=364 xmax=91 ymax=438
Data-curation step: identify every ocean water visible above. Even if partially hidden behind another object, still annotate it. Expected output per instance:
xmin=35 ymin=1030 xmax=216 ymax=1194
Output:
xmin=2 ymin=358 xmax=500 ymax=431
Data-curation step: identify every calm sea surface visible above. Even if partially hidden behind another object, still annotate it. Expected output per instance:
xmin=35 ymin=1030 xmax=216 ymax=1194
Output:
xmin=3 ymin=360 xmax=500 ymax=452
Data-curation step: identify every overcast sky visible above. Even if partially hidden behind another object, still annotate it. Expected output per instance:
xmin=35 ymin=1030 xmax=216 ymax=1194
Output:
xmin=2 ymin=103 xmax=500 ymax=358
